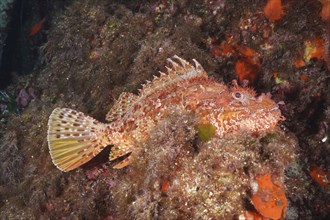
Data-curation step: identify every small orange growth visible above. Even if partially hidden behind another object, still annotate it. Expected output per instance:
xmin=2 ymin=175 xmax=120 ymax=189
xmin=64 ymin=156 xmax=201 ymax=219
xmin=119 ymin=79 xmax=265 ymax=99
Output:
xmin=235 ymin=45 xmax=260 ymax=83
xmin=252 ymin=174 xmax=288 ymax=220
xmin=211 ymin=42 xmax=235 ymax=57
xmin=209 ymin=38 xmax=260 ymax=82
xmin=320 ymin=0 xmax=330 ymax=21
xmin=235 ymin=58 xmax=260 ymax=82
xmin=294 ymin=58 xmax=305 ymax=68
xmin=239 ymin=211 xmax=268 ymax=220
xmin=160 ymin=177 xmax=170 ymax=192
xmin=310 ymin=166 xmax=330 ymax=187
xmin=304 ymin=37 xmax=324 ymax=62
xmin=310 ymin=38 xmax=324 ymax=60
xmin=299 ymin=73 xmax=310 ymax=82
xmin=238 ymin=46 xmax=259 ymax=58
xmin=29 ymin=18 xmax=46 ymax=36
xmin=263 ymin=0 xmax=286 ymax=22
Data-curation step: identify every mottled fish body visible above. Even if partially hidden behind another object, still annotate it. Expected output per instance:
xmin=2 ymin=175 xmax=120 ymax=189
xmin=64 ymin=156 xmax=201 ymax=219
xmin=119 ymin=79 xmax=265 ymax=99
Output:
xmin=47 ymin=56 xmax=282 ymax=171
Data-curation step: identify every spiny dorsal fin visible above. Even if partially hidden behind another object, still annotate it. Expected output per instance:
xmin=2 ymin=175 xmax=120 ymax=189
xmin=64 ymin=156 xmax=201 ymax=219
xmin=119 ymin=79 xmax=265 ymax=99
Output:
xmin=139 ymin=55 xmax=208 ymax=97
xmin=47 ymin=108 xmax=111 ymax=172
xmin=106 ymin=92 xmax=138 ymax=122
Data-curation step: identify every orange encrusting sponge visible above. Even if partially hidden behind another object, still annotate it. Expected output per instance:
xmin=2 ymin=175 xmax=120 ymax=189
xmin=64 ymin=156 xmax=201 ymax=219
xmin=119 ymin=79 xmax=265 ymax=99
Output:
xmin=252 ymin=174 xmax=288 ymax=220
xmin=320 ymin=0 xmax=330 ymax=21
xmin=263 ymin=0 xmax=286 ymax=22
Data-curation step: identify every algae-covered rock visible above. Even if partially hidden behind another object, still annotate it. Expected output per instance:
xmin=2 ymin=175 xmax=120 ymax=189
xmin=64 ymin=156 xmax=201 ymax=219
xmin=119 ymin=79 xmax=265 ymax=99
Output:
xmin=0 ymin=131 xmax=23 ymax=185
xmin=111 ymin=112 xmax=297 ymax=219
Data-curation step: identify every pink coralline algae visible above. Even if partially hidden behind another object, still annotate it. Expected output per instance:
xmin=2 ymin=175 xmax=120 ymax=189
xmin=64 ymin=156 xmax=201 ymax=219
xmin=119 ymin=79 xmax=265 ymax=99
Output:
xmin=16 ymin=87 xmax=38 ymax=107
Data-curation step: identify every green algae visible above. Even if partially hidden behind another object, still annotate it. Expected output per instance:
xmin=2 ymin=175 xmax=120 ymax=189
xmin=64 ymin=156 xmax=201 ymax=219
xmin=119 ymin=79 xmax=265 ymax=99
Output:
xmin=260 ymin=132 xmax=278 ymax=144
xmin=197 ymin=123 xmax=216 ymax=142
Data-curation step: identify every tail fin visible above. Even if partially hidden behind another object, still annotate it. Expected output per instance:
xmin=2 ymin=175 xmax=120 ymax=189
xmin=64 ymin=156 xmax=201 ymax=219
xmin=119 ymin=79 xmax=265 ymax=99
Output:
xmin=47 ymin=108 xmax=110 ymax=172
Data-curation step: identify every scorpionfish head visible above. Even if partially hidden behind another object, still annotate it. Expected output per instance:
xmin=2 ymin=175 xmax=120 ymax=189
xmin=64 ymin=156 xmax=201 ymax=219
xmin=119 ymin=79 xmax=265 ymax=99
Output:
xmin=219 ymin=80 xmax=283 ymax=135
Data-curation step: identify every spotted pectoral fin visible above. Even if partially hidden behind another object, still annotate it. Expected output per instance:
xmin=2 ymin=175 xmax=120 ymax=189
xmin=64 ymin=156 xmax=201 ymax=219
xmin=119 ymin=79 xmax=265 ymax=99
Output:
xmin=113 ymin=155 xmax=133 ymax=169
xmin=47 ymin=108 xmax=110 ymax=172
xmin=109 ymin=143 xmax=133 ymax=169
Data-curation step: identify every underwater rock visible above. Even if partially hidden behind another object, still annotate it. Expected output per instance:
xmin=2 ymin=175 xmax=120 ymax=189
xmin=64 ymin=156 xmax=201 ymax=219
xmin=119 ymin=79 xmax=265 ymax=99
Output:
xmin=0 ymin=131 xmax=23 ymax=185
xmin=111 ymin=112 xmax=297 ymax=219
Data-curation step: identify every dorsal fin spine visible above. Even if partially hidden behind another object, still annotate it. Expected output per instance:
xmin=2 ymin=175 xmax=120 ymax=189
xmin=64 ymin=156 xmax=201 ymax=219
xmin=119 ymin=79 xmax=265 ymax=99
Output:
xmin=138 ymin=55 xmax=207 ymax=98
xmin=193 ymin=59 xmax=204 ymax=72
xmin=166 ymin=58 xmax=180 ymax=70
xmin=106 ymin=56 xmax=207 ymax=123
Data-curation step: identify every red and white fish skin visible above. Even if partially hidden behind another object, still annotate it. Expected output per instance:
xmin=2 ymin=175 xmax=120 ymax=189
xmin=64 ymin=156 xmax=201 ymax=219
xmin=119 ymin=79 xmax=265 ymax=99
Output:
xmin=47 ymin=55 xmax=283 ymax=172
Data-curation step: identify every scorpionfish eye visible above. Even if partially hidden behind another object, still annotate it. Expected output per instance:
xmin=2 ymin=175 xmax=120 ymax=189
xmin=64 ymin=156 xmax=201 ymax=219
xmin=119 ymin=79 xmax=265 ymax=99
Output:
xmin=232 ymin=92 xmax=244 ymax=100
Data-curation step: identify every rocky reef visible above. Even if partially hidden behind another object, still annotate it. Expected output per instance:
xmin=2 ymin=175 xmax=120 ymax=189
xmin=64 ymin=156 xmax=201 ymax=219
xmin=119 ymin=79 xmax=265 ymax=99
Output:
xmin=0 ymin=0 xmax=329 ymax=219
xmin=110 ymin=112 xmax=297 ymax=219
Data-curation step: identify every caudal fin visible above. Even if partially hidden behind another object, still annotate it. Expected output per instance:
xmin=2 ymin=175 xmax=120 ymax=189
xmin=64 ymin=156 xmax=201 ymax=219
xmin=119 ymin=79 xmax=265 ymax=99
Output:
xmin=47 ymin=108 xmax=110 ymax=172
